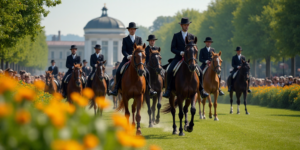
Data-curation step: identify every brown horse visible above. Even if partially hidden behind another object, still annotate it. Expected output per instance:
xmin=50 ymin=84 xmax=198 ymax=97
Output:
xmin=89 ymin=60 xmax=107 ymax=116
xmin=112 ymin=77 xmax=121 ymax=109
xmin=67 ymin=64 xmax=83 ymax=103
xmin=145 ymin=47 xmax=163 ymax=127
xmin=198 ymin=51 xmax=222 ymax=121
xmin=117 ymin=43 xmax=147 ymax=135
xmin=44 ymin=71 xmax=58 ymax=94
xmin=163 ymin=36 xmax=199 ymax=136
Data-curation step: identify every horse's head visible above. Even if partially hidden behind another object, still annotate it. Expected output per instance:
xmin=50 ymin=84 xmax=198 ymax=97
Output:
xmin=96 ymin=60 xmax=106 ymax=81
xmin=241 ymin=59 xmax=251 ymax=81
xmin=211 ymin=51 xmax=222 ymax=74
xmin=184 ymin=36 xmax=198 ymax=72
xmin=45 ymin=71 xmax=53 ymax=86
xmin=133 ymin=43 xmax=146 ymax=77
xmin=73 ymin=63 xmax=82 ymax=87
xmin=148 ymin=47 xmax=162 ymax=75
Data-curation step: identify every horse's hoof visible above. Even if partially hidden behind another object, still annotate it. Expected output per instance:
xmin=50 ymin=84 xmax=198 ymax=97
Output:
xmin=184 ymin=126 xmax=188 ymax=131
xmin=237 ymin=112 xmax=240 ymax=115
xmin=187 ymin=126 xmax=193 ymax=132
xmin=200 ymin=115 xmax=203 ymax=119
xmin=209 ymin=116 xmax=213 ymax=119
xmin=155 ymin=119 xmax=160 ymax=124
xmin=203 ymin=116 xmax=206 ymax=119
xmin=230 ymin=111 xmax=233 ymax=114
xmin=179 ymin=132 xmax=185 ymax=136
xmin=136 ymin=130 xmax=142 ymax=135
xmin=172 ymin=130 xmax=177 ymax=135
xmin=149 ymin=124 xmax=153 ymax=128
xmin=214 ymin=117 xmax=219 ymax=121
xmin=246 ymin=112 xmax=250 ymax=115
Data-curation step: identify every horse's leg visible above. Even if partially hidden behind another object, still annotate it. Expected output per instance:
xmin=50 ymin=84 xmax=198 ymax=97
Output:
xmin=213 ymin=92 xmax=219 ymax=121
xmin=230 ymin=91 xmax=233 ymax=114
xmin=151 ymin=95 xmax=157 ymax=125
xmin=244 ymin=91 xmax=249 ymax=115
xmin=123 ymin=96 xmax=130 ymax=124
xmin=145 ymin=92 xmax=152 ymax=128
xmin=183 ymin=99 xmax=191 ymax=131
xmin=170 ymin=95 xmax=177 ymax=135
xmin=177 ymin=97 xmax=184 ymax=136
xmin=131 ymin=100 xmax=136 ymax=126
xmin=93 ymin=98 xmax=97 ymax=116
xmin=208 ymin=95 xmax=213 ymax=119
xmin=236 ymin=92 xmax=241 ymax=114
xmin=155 ymin=91 xmax=162 ymax=124
xmin=197 ymin=93 xmax=203 ymax=119
xmin=202 ymin=98 xmax=206 ymax=119
xmin=187 ymin=94 xmax=197 ymax=132
xmin=113 ymin=96 xmax=116 ymax=109
xmin=135 ymin=95 xmax=143 ymax=135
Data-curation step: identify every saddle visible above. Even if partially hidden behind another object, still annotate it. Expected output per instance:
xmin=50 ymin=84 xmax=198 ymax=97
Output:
xmin=120 ymin=61 xmax=131 ymax=74
xmin=90 ymin=72 xmax=109 ymax=81
xmin=53 ymin=79 xmax=61 ymax=90
xmin=166 ymin=58 xmax=200 ymax=77
xmin=64 ymin=74 xmax=86 ymax=84
xmin=202 ymin=65 xmax=209 ymax=76
xmin=233 ymin=70 xmax=239 ymax=79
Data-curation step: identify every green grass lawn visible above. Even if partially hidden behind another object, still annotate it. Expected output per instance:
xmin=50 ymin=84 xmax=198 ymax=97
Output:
xmin=103 ymin=97 xmax=300 ymax=150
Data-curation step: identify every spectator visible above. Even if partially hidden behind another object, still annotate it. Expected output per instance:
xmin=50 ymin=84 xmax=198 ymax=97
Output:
xmin=266 ymin=80 xmax=273 ymax=87
xmin=286 ymin=76 xmax=294 ymax=86
xmin=279 ymin=76 xmax=285 ymax=87
xmin=297 ymin=79 xmax=300 ymax=85
xmin=273 ymin=77 xmax=280 ymax=87
xmin=40 ymin=75 xmax=45 ymax=82
xmin=19 ymin=70 xmax=26 ymax=81
xmin=15 ymin=74 xmax=21 ymax=81
xmin=25 ymin=74 xmax=31 ymax=84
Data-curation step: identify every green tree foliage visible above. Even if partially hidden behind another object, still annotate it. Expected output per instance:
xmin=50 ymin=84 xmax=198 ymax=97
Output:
xmin=135 ymin=25 xmax=150 ymax=44
xmin=149 ymin=16 xmax=175 ymax=32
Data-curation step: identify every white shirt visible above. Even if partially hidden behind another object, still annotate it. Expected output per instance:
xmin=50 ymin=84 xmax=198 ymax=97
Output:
xmin=149 ymin=45 xmax=155 ymax=49
xmin=52 ymin=65 xmax=55 ymax=70
xmin=95 ymin=53 xmax=100 ymax=58
xmin=72 ymin=54 xmax=76 ymax=59
xmin=129 ymin=34 xmax=135 ymax=43
xmin=237 ymin=54 xmax=241 ymax=60
xmin=206 ymin=47 xmax=210 ymax=52
xmin=181 ymin=30 xmax=187 ymax=41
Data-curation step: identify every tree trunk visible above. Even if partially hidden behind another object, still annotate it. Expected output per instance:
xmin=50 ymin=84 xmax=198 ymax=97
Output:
xmin=12 ymin=63 xmax=14 ymax=70
xmin=1 ymin=59 xmax=3 ymax=70
xmin=252 ymin=59 xmax=256 ymax=77
xmin=5 ymin=62 xmax=9 ymax=69
xmin=266 ymin=56 xmax=271 ymax=78
xmin=291 ymin=56 xmax=296 ymax=77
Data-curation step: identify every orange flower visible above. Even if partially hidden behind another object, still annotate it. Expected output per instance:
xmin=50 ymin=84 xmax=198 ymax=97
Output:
xmin=131 ymin=135 xmax=146 ymax=148
xmin=14 ymin=87 xmax=36 ymax=102
xmin=117 ymin=130 xmax=146 ymax=148
xmin=15 ymin=109 xmax=31 ymax=124
xmin=149 ymin=145 xmax=162 ymax=150
xmin=33 ymin=80 xmax=45 ymax=90
xmin=95 ymin=97 xmax=110 ymax=109
xmin=112 ymin=113 xmax=129 ymax=130
xmin=0 ymin=75 xmax=17 ymax=94
xmin=71 ymin=92 xmax=88 ymax=107
xmin=52 ymin=140 xmax=84 ymax=150
xmin=117 ymin=130 xmax=133 ymax=147
xmin=0 ymin=102 xmax=12 ymax=118
xmin=52 ymin=92 xmax=63 ymax=102
xmin=64 ymin=103 xmax=76 ymax=114
xmin=82 ymin=88 xmax=94 ymax=99
xmin=35 ymin=101 xmax=44 ymax=110
xmin=83 ymin=134 xmax=99 ymax=149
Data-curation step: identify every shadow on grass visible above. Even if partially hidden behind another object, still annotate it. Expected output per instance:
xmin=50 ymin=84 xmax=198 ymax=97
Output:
xmin=144 ymin=134 xmax=187 ymax=139
xmin=270 ymin=114 xmax=300 ymax=117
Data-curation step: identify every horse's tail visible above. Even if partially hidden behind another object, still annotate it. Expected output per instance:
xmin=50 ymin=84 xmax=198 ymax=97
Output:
xmin=162 ymin=98 xmax=178 ymax=114
xmin=116 ymin=97 xmax=124 ymax=111
xmin=89 ymin=98 xmax=96 ymax=109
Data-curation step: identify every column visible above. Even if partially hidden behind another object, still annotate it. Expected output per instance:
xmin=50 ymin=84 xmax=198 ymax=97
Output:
xmin=118 ymin=39 xmax=123 ymax=62
xmin=107 ymin=40 xmax=113 ymax=67
xmin=84 ymin=39 xmax=90 ymax=63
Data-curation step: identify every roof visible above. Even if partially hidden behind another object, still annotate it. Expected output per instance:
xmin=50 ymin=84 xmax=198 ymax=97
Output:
xmin=47 ymin=41 xmax=85 ymax=46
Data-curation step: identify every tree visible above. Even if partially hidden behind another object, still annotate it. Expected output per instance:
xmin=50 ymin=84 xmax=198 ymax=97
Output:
xmin=135 ymin=26 xmax=151 ymax=44
xmin=149 ymin=16 xmax=175 ymax=32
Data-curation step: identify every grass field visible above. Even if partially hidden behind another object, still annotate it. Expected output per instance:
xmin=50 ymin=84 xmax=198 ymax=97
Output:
xmin=102 ymin=97 xmax=300 ymax=150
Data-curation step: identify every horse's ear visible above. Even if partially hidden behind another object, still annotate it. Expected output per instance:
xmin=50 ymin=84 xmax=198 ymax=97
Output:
xmin=73 ymin=63 xmax=76 ymax=66
xmin=97 ymin=61 xmax=100 ymax=64
xmin=218 ymin=51 xmax=222 ymax=56
xmin=103 ymin=60 xmax=106 ymax=65
xmin=185 ymin=36 xmax=189 ymax=45
xmin=194 ymin=37 xmax=198 ymax=44
xmin=211 ymin=51 xmax=215 ymax=56
xmin=133 ymin=43 xmax=137 ymax=50
xmin=143 ymin=43 xmax=146 ymax=49
xmin=149 ymin=47 xmax=153 ymax=53
xmin=248 ymin=59 xmax=250 ymax=63
xmin=158 ymin=47 xmax=161 ymax=53
xmin=242 ymin=59 xmax=245 ymax=63
xmin=80 ymin=63 xmax=82 ymax=67
xmin=50 ymin=71 xmax=53 ymax=74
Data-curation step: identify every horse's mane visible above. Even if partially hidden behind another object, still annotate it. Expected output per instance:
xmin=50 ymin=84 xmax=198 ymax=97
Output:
xmin=134 ymin=46 xmax=145 ymax=52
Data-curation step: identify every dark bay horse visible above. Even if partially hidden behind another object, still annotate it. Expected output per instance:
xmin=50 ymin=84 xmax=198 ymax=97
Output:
xmin=112 ymin=79 xmax=121 ymax=109
xmin=45 ymin=71 xmax=58 ymax=94
xmin=198 ymin=51 xmax=222 ymax=121
xmin=145 ymin=47 xmax=163 ymax=127
xmin=67 ymin=64 xmax=83 ymax=103
xmin=117 ymin=43 xmax=147 ymax=135
xmin=227 ymin=59 xmax=250 ymax=115
xmin=163 ymin=37 xmax=199 ymax=136
xmin=89 ymin=61 xmax=107 ymax=116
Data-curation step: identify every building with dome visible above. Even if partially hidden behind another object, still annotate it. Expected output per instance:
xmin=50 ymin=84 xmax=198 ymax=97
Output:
xmin=84 ymin=5 xmax=126 ymax=68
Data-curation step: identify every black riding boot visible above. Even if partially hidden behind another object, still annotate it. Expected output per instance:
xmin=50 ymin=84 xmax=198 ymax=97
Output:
xmin=219 ymin=75 xmax=224 ymax=96
xmin=62 ymin=82 xmax=67 ymax=98
xmin=198 ymin=71 xmax=209 ymax=98
xmin=109 ymin=73 xmax=121 ymax=96
xmin=228 ymin=75 xmax=233 ymax=92
xmin=248 ymin=79 xmax=252 ymax=93
xmin=146 ymin=70 xmax=157 ymax=96
xmin=163 ymin=72 xmax=172 ymax=98
xmin=105 ymin=78 xmax=112 ymax=95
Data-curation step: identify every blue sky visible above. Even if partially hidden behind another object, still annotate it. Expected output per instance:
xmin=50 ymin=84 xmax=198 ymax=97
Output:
xmin=41 ymin=0 xmax=212 ymax=36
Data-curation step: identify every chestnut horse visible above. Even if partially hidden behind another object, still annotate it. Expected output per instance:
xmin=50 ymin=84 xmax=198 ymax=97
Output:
xmin=112 ymin=77 xmax=121 ymax=109
xmin=67 ymin=64 xmax=83 ymax=103
xmin=45 ymin=71 xmax=58 ymax=94
xmin=163 ymin=37 xmax=199 ymax=136
xmin=198 ymin=51 xmax=222 ymax=121
xmin=145 ymin=47 xmax=163 ymax=127
xmin=89 ymin=60 xmax=107 ymax=116
xmin=117 ymin=43 xmax=147 ymax=135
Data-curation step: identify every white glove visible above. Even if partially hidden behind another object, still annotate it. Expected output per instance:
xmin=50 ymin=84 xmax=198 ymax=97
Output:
xmin=95 ymin=64 xmax=97 ymax=67
xmin=72 ymin=66 xmax=74 ymax=69
xmin=180 ymin=51 xmax=184 ymax=56
xmin=127 ymin=55 xmax=132 ymax=60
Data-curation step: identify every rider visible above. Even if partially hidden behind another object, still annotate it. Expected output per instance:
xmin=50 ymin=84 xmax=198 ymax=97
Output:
xmin=145 ymin=34 xmax=160 ymax=64
xmin=62 ymin=45 xmax=81 ymax=98
xmin=82 ymin=60 xmax=91 ymax=77
xmin=199 ymin=37 xmax=224 ymax=96
xmin=87 ymin=44 xmax=112 ymax=94
xmin=109 ymin=22 xmax=157 ymax=96
xmin=48 ymin=60 xmax=59 ymax=79
xmin=228 ymin=46 xmax=251 ymax=93
xmin=163 ymin=17 xmax=209 ymax=98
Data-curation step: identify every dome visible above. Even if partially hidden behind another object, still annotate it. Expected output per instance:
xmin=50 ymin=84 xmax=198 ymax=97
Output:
xmin=84 ymin=5 xmax=125 ymax=29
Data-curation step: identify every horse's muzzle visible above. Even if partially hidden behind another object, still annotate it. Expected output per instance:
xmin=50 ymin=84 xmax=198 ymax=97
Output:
xmin=76 ymin=81 xmax=81 ymax=87
xmin=156 ymin=68 xmax=162 ymax=75
xmin=216 ymin=69 xmax=221 ymax=75
xmin=189 ymin=65 xmax=196 ymax=72
xmin=137 ymin=69 xmax=145 ymax=76
xmin=99 ymin=76 xmax=104 ymax=80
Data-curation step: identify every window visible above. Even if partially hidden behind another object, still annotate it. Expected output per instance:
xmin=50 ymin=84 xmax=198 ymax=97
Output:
xmin=51 ymin=51 xmax=54 ymax=59
xmin=113 ymin=41 xmax=118 ymax=62
xmin=91 ymin=41 xmax=97 ymax=53
xmin=59 ymin=52 xmax=62 ymax=59
xmin=102 ymin=41 xmax=108 ymax=61
xmin=59 ymin=62 xmax=62 ymax=68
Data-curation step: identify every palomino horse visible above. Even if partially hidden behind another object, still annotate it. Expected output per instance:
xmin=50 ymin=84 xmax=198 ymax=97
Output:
xmin=145 ymin=47 xmax=163 ymax=127
xmin=198 ymin=51 xmax=222 ymax=121
xmin=163 ymin=36 xmax=199 ymax=136
xmin=45 ymin=71 xmax=58 ymax=94
xmin=67 ymin=64 xmax=83 ymax=103
xmin=228 ymin=59 xmax=250 ymax=115
xmin=117 ymin=43 xmax=147 ymax=135
xmin=89 ymin=60 xmax=107 ymax=116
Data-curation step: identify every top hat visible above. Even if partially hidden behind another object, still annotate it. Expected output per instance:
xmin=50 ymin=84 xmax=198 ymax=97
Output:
xmin=51 ymin=60 xmax=55 ymax=63
xmin=115 ymin=61 xmax=120 ymax=67
xmin=19 ymin=70 xmax=26 ymax=74
xmin=179 ymin=17 xmax=192 ymax=24
xmin=235 ymin=46 xmax=243 ymax=51
xmin=83 ymin=60 xmax=87 ymax=63
xmin=126 ymin=22 xmax=138 ymax=29
xmin=70 ymin=45 xmax=78 ymax=50
xmin=94 ymin=44 xmax=101 ymax=49
xmin=147 ymin=34 xmax=158 ymax=41
xmin=204 ymin=37 xmax=213 ymax=43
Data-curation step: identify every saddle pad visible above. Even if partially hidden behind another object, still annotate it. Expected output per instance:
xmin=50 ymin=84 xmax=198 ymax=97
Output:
xmin=54 ymin=79 xmax=59 ymax=87
xmin=195 ymin=67 xmax=200 ymax=77
xmin=173 ymin=60 xmax=183 ymax=77
xmin=90 ymin=72 xmax=95 ymax=80
xmin=203 ymin=66 xmax=209 ymax=76
xmin=120 ymin=61 xmax=130 ymax=74
xmin=233 ymin=70 xmax=239 ymax=79
xmin=64 ymin=74 xmax=71 ymax=83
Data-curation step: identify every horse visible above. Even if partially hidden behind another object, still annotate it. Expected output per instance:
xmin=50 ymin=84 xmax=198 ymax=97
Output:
xmin=117 ymin=43 xmax=147 ymax=135
xmin=67 ymin=64 xmax=83 ymax=104
xmin=44 ymin=71 xmax=58 ymax=94
xmin=163 ymin=36 xmax=199 ymax=136
xmin=145 ymin=47 xmax=163 ymax=127
xmin=198 ymin=51 xmax=222 ymax=121
xmin=228 ymin=59 xmax=250 ymax=115
xmin=111 ymin=77 xmax=121 ymax=109
xmin=89 ymin=60 xmax=107 ymax=116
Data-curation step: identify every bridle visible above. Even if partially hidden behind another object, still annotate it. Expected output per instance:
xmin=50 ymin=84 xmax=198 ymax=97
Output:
xmin=183 ymin=43 xmax=198 ymax=66
xmin=133 ymin=50 xmax=146 ymax=72
xmin=147 ymin=53 xmax=161 ymax=70
xmin=95 ymin=63 xmax=105 ymax=80
xmin=212 ymin=56 xmax=222 ymax=74
xmin=73 ymin=67 xmax=81 ymax=81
